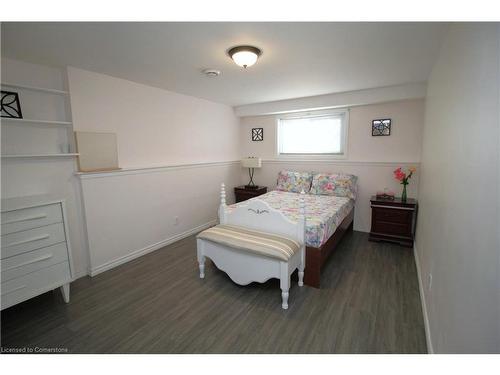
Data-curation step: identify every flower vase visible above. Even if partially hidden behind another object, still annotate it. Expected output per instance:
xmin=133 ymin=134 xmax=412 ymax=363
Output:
xmin=401 ymin=183 xmax=408 ymax=202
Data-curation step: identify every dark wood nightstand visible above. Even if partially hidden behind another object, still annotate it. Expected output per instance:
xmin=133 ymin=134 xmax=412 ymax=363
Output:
xmin=234 ymin=186 xmax=268 ymax=203
xmin=369 ymin=196 xmax=418 ymax=247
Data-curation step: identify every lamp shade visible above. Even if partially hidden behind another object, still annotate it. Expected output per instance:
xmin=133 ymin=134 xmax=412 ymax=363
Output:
xmin=241 ymin=157 xmax=262 ymax=168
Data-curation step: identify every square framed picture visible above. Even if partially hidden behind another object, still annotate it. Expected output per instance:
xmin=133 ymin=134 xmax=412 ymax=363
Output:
xmin=372 ymin=119 xmax=391 ymax=136
xmin=252 ymin=128 xmax=263 ymax=141
xmin=1 ymin=90 xmax=23 ymax=119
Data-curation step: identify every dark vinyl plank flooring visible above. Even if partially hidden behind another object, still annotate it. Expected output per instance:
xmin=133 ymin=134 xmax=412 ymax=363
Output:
xmin=1 ymin=231 xmax=427 ymax=353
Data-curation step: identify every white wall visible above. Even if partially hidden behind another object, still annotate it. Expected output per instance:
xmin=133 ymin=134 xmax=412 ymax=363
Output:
xmin=67 ymin=68 xmax=241 ymax=275
xmin=239 ymin=99 xmax=425 ymax=232
xmin=234 ymin=82 xmax=426 ymax=117
xmin=416 ymin=24 xmax=500 ymax=353
xmin=1 ymin=58 xmax=89 ymax=278
xmin=67 ymin=67 xmax=240 ymax=167
xmin=79 ymin=163 xmax=240 ymax=275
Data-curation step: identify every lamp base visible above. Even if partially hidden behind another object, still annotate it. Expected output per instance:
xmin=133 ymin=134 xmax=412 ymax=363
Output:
xmin=244 ymin=185 xmax=259 ymax=189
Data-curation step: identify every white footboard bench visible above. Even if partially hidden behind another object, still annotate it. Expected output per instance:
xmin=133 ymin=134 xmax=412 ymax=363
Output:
xmin=196 ymin=183 xmax=306 ymax=309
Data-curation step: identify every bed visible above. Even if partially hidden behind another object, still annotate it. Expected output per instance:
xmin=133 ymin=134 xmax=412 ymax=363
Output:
xmin=227 ymin=170 xmax=357 ymax=288
xmin=197 ymin=187 xmax=306 ymax=309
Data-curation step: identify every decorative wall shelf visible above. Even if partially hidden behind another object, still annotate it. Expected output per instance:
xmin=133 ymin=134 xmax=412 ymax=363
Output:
xmin=1 ymin=118 xmax=73 ymax=126
xmin=2 ymin=76 xmax=76 ymax=162
xmin=1 ymin=82 xmax=69 ymax=96
xmin=2 ymin=153 xmax=80 ymax=159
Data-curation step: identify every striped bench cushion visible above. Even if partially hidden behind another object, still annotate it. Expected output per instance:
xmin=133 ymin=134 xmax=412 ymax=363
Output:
xmin=197 ymin=225 xmax=301 ymax=261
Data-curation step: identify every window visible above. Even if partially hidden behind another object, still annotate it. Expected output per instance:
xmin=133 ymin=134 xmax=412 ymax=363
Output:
xmin=277 ymin=110 xmax=348 ymax=157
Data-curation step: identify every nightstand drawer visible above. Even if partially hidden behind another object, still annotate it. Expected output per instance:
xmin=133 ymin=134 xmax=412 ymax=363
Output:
xmin=369 ymin=196 xmax=417 ymax=247
xmin=237 ymin=191 xmax=259 ymax=198
xmin=372 ymin=206 xmax=412 ymax=224
xmin=234 ymin=186 xmax=268 ymax=203
xmin=371 ymin=220 xmax=411 ymax=237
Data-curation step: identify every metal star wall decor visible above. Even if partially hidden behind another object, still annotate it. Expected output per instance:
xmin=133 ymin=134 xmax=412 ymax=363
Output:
xmin=372 ymin=119 xmax=391 ymax=136
xmin=252 ymin=128 xmax=263 ymax=141
xmin=1 ymin=91 xmax=23 ymax=119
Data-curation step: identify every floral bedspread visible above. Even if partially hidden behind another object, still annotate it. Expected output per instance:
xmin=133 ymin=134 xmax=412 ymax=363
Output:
xmin=227 ymin=190 xmax=354 ymax=248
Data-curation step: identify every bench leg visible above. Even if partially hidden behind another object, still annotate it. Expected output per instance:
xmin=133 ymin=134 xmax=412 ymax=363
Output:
xmin=197 ymin=239 xmax=206 ymax=279
xmin=280 ymin=262 xmax=290 ymax=309
xmin=281 ymin=290 xmax=289 ymax=310
xmin=198 ymin=257 xmax=205 ymax=279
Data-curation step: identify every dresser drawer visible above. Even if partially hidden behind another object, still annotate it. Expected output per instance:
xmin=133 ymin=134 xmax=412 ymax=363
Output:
xmin=1 ymin=261 xmax=71 ymax=310
xmin=1 ymin=223 xmax=66 ymax=259
xmin=372 ymin=206 xmax=412 ymax=224
xmin=1 ymin=203 xmax=62 ymax=235
xmin=1 ymin=242 xmax=69 ymax=283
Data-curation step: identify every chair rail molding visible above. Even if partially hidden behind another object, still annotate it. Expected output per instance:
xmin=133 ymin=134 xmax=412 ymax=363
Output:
xmin=76 ymin=160 xmax=241 ymax=179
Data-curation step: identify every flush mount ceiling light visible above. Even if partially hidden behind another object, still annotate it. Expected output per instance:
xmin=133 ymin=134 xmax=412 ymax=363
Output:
xmin=228 ymin=45 xmax=262 ymax=68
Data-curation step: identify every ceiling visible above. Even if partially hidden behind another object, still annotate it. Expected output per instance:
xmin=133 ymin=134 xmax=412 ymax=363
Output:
xmin=1 ymin=22 xmax=447 ymax=106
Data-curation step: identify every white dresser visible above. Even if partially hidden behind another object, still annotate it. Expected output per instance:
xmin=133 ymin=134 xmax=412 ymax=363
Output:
xmin=1 ymin=195 xmax=74 ymax=310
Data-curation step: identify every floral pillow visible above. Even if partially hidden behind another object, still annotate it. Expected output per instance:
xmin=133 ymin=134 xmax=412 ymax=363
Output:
xmin=276 ymin=170 xmax=313 ymax=193
xmin=310 ymin=173 xmax=358 ymax=200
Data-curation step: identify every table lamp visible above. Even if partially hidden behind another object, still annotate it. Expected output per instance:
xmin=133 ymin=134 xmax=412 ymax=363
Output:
xmin=241 ymin=157 xmax=262 ymax=189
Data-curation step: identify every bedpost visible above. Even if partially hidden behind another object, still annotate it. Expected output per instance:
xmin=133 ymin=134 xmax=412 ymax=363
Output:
xmin=298 ymin=190 xmax=306 ymax=244
xmin=298 ymin=190 xmax=306 ymax=287
xmin=219 ymin=183 xmax=227 ymax=225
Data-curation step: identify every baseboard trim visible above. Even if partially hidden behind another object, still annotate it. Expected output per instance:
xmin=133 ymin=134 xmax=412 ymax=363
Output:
xmin=413 ymin=242 xmax=434 ymax=354
xmin=89 ymin=220 xmax=217 ymax=277
xmin=72 ymin=269 xmax=90 ymax=281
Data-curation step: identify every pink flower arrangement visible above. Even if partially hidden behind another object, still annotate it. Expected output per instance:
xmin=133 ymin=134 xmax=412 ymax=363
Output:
xmin=393 ymin=166 xmax=416 ymax=185
xmin=393 ymin=166 xmax=416 ymax=201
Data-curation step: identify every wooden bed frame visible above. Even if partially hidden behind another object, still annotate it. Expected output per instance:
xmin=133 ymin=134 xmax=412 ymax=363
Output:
xmin=215 ymin=182 xmax=355 ymax=289
xmin=304 ymin=208 xmax=354 ymax=288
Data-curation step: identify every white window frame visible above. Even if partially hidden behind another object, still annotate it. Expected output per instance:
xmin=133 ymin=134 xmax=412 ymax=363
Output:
xmin=275 ymin=109 xmax=349 ymax=160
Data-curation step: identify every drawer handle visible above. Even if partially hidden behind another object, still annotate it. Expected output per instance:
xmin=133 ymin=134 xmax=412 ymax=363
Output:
xmin=371 ymin=205 xmax=415 ymax=211
xmin=6 ymin=234 xmax=50 ymax=247
xmin=4 ymin=254 xmax=54 ymax=272
xmin=3 ymin=214 xmax=48 ymax=225
xmin=1 ymin=285 xmax=27 ymax=296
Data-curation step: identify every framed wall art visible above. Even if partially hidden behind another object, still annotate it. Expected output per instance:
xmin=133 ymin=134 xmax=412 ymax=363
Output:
xmin=372 ymin=119 xmax=391 ymax=136
xmin=1 ymin=90 xmax=23 ymax=119
xmin=252 ymin=127 xmax=263 ymax=141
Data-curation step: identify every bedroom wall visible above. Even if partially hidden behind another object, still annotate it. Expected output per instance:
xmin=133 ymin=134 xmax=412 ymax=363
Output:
xmin=415 ymin=23 xmax=500 ymax=353
xmin=1 ymin=57 xmax=89 ymax=278
xmin=239 ymin=99 xmax=424 ymax=232
xmin=67 ymin=67 xmax=240 ymax=167
xmin=66 ymin=67 xmax=240 ymax=275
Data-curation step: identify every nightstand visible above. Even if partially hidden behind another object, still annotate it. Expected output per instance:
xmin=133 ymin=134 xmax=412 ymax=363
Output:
xmin=234 ymin=186 xmax=268 ymax=203
xmin=369 ymin=196 xmax=418 ymax=247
